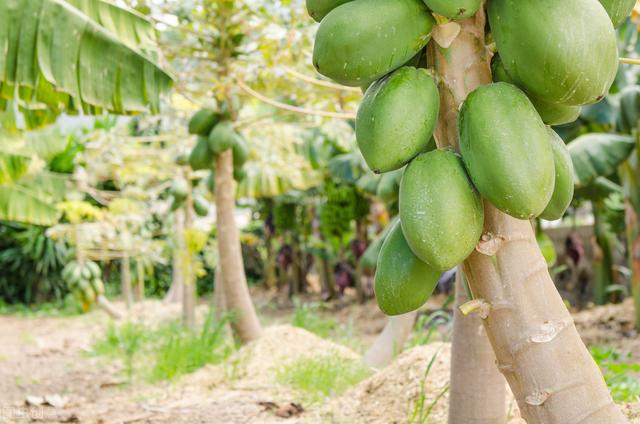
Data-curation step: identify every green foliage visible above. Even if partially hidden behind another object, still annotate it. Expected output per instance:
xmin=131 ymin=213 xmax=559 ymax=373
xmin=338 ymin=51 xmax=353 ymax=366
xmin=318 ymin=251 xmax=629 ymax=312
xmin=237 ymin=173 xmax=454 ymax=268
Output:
xmin=320 ymin=181 xmax=357 ymax=248
xmin=0 ymin=224 xmax=69 ymax=304
xmin=590 ymin=345 xmax=640 ymax=402
xmin=273 ymin=200 xmax=297 ymax=232
xmin=291 ymin=301 xmax=337 ymax=338
xmin=277 ymin=354 xmax=370 ymax=401
xmin=0 ymin=0 xmax=172 ymax=115
xmin=405 ymin=309 xmax=453 ymax=348
xmin=568 ymin=133 xmax=636 ymax=187
xmin=94 ymin=321 xmax=146 ymax=381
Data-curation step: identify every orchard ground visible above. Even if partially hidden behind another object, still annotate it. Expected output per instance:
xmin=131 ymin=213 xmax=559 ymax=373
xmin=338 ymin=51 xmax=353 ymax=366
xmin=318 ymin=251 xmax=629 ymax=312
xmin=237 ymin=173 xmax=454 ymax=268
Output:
xmin=1 ymin=291 xmax=639 ymax=424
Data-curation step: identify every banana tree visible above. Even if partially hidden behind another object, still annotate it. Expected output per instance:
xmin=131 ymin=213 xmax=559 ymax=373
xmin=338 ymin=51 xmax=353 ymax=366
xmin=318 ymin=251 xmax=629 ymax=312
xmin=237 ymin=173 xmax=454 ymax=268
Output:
xmin=0 ymin=0 xmax=172 ymax=120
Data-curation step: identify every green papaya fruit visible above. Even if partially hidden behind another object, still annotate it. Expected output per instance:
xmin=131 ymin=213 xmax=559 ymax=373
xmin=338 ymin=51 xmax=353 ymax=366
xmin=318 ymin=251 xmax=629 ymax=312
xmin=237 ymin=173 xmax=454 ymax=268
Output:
xmin=189 ymin=136 xmax=214 ymax=171
xmin=233 ymin=167 xmax=247 ymax=182
xmin=170 ymin=178 xmax=189 ymax=201
xmin=356 ymin=67 xmax=440 ymax=173
xmin=193 ymin=195 xmax=210 ymax=217
xmin=306 ymin=0 xmax=353 ymax=22
xmin=188 ymin=109 xmax=219 ymax=135
xmin=206 ymin=171 xmax=216 ymax=193
xmin=313 ymin=0 xmax=434 ymax=87
xmin=423 ymin=0 xmax=481 ymax=19
xmin=175 ymin=153 xmax=190 ymax=166
xmin=399 ymin=150 xmax=484 ymax=270
xmin=232 ymin=136 xmax=249 ymax=168
xmin=529 ymin=96 xmax=582 ymax=127
xmin=540 ymin=128 xmax=575 ymax=221
xmin=376 ymin=168 xmax=403 ymax=204
xmin=489 ymin=0 xmax=618 ymax=106
xmin=90 ymin=278 xmax=105 ymax=296
xmin=209 ymin=121 xmax=239 ymax=154
xmin=374 ymin=221 xmax=439 ymax=316
xmin=360 ymin=216 xmax=399 ymax=270
xmin=459 ymin=83 xmax=555 ymax=219
xmin=171 ymin=197 xmax=185 ymax=212
xmin=491 ymin=56 xmax=581 ymax=125
xmin=599 ymin=0 xmax=636 ymax=27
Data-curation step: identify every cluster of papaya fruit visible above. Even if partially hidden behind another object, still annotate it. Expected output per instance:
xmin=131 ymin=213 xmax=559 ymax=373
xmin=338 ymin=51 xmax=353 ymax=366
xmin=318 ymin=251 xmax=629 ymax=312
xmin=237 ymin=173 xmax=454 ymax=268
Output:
xmin=307 ymin=0 xmax=632 ymax=315
xmin=62 ymin=260 xmax=104 ymax=311
xmin=171 ymin=106 xmax=251 ymax=216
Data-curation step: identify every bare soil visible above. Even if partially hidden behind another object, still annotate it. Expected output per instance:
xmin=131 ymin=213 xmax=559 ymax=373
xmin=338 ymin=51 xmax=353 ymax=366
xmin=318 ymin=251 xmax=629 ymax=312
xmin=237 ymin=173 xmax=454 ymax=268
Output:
xmin=0 ymin=298 xmax=638 ymax=423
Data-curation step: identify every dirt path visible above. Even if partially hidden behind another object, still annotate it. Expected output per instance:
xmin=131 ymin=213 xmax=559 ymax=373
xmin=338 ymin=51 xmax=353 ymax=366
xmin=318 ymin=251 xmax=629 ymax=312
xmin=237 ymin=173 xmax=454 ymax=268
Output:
xmin=0 ymin=300 xmax=638 ymax=423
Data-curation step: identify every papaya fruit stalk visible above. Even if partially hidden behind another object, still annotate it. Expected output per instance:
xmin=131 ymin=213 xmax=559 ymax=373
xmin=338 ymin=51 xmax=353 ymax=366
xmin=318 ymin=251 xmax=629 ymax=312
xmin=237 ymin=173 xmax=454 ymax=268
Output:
xmin=431 ymin=7 xmax=627 ymax=423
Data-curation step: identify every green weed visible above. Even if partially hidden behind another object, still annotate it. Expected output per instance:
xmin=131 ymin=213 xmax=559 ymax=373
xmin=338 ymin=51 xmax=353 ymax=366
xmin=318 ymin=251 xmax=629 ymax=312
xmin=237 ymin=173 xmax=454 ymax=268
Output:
xmin=590 ymin=345 xmax=640 ymax=402
xmin=92 ymin=311 xmax=234 ymax=382
xmin=407 ymin=345 xmax=449 ymax=424
xmin=291 ymin=301 xmax=337 ymax=338
xmin=277 ymin=354 xmax=371 ymax=401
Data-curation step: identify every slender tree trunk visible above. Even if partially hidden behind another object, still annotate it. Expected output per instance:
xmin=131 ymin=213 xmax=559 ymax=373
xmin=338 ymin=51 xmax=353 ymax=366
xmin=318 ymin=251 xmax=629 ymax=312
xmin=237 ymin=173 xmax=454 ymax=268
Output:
xmin=134 ymin=259 xmax=144 ymax=302
xmin=363 ymin=311 xmax=417 ymax=368
xmin=215 ymin=150 xmax=262 ymax=343
xmin=213 ymin=266 xmax=227 ymax=321
xmin=626 ymin=201 xmax=640 ymax=331
xmin=433 ymin=9 xmax=625 ymax=423
xmin=164 ymin=209 xmax=185 ymax=304
xmin=265 ymin=229 xmax=277 ymax=289
xmin=121 ymin=255 xmax=133 ymax=309
xmin=182 ymin=195 xmax=196 ymax=330
xmin=593 ymin=202 xmax=614 ymax=305
xmin=449 ymin=273 xmax=506 ymax=424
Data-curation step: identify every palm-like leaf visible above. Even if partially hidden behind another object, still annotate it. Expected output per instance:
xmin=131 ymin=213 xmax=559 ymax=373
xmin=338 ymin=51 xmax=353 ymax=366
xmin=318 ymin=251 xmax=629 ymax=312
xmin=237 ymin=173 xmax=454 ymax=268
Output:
xmin=0 ymin=171 xmax=67 ymax=226
xmin=567 ymin=133 xmax=636 ymax=187
xmin=0 ymin=0 xmax=172 ymax=115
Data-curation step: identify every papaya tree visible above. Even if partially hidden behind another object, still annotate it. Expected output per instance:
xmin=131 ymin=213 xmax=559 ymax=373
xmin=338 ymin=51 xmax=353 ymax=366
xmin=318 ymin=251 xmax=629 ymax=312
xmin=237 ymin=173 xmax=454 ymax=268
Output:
xmin=309 ymin=0 xmax=628 ymax=422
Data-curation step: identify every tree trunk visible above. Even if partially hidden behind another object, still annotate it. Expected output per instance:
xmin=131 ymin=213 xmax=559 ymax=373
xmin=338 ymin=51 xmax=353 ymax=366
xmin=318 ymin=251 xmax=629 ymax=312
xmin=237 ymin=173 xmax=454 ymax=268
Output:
xmin=215 ymin=149 xmax=262 ymax=343
xmin=626 ymin=201 xmax=640 ymax=331
xmin=164 ymin=209 xmax=185 ymax=304
xmin=363 ymin=311 xmax=416 ymax=368
xmin=134 ymin=259 xmax=145 ymax=302
xmin=121 ymin=255 xmax=133 ymax=309
xmin=182 ymin=191 xmax=196 ymax=329
xmin=265 ymin=229 xmax=277 ymax=289
xmin=432 ymin=10 xmax=625 ymax=423
xmin=449 ymin=272 xmax=506 ymax=424
xmin=593 ymin=202 xmax=614 ymax=305
xmin=213 ymin=266 xmax=227 ymax=321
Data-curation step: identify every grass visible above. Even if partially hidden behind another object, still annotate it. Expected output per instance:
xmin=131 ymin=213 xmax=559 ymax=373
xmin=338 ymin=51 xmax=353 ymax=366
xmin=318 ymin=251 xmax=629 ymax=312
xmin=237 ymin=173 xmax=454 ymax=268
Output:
xmin=407 ymin=345 xmax=449 ymax=424
xmin=0 ymin=295 xmax=83 ymax=317
xmin=590 ymin=345 xmax=640 ymax=402
xmin=406 ymin=309 xmax=453 ymax=348
xmin=291 ymin=301 xmax=337 ymax=338
xmin=277 ymin=354 xmax=371 ymax=401
xmin=92 ymin=311 xmax=235 ymax=383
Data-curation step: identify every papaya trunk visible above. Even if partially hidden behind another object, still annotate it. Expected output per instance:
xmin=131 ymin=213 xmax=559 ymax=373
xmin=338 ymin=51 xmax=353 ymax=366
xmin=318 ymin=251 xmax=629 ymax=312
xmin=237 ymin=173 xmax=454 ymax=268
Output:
xmin=164 ymin=209 xmax=185 ymax=304
xmin=433 ymin=10 xmax=625 ymax=423
xmin=121 ymin=255 xmax=133 ymax=309
xmin=362 ymin=311 xmax=416 ymax=368
xmin=449 ymin=272 xmax=506 ymax=424
xmin=265 ymin=229 xmax=277 ymax=289
xmin=626 ymin=201 xmax=640 ymax=331
xmin=134 ymin=259 xmax=144 ymax=302
xmin=215 ymin=149 xmax=262 ymax=343
xmin=593 ymin=201 xmax=614 ymax=305
xmin=182 ymin=193 xmax=196 ymax=330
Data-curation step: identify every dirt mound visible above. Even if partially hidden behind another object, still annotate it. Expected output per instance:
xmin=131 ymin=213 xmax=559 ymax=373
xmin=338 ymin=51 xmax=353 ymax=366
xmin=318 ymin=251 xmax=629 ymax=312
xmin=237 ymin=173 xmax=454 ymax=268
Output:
xmin=185 ymin=325 xmax=358 ymax=390
xmin=313 ymin=343 xmax=452 ymax=423
xmin=574 ymin=298 xmax=637 ymax=345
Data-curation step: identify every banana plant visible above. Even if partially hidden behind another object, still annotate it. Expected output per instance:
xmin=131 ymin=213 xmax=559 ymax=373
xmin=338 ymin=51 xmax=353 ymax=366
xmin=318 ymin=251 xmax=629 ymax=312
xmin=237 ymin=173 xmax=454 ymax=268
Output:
xmin=567 ymin=84 xmax=640 ymax=326
xmin=0 ymin=129 xmax=70 ymax=225
xmin=0 ymin=0 xmax=172 ymax=121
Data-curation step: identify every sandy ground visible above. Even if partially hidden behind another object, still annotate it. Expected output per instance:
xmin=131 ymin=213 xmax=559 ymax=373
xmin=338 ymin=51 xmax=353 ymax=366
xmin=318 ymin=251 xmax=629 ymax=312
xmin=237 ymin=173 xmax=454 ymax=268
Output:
xmin=0 ymin=299 xmax=638 ymax=423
